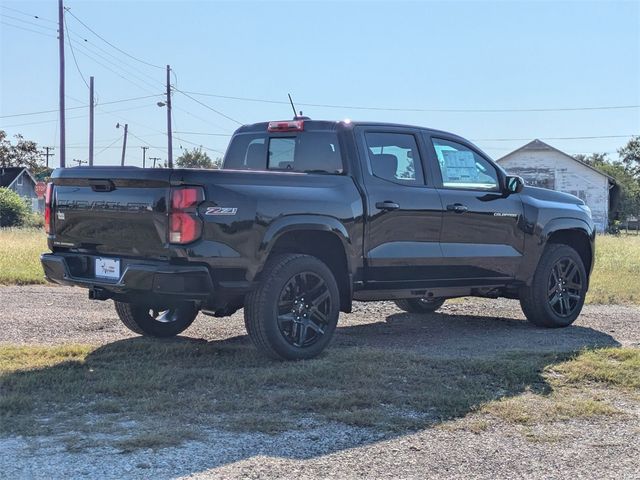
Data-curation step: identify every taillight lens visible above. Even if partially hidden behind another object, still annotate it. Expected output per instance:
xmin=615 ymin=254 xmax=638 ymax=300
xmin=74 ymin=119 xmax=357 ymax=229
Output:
xmin=44 ymin=182 xmax=53 ymax=234
xmin=169 ymin=187 xmax=204 ymax=244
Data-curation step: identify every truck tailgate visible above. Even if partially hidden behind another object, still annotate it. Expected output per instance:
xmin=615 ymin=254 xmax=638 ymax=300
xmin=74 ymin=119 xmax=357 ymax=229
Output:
xmin=51 ymin=167 xmax=172 ymax=258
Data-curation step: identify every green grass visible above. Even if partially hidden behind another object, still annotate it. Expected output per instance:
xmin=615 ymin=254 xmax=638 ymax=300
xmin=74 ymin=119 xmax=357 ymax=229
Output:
xmin=0 ymin=228 xmax=47 ymax=285
xmin=587 ymin=234 xmax=640 ymax=304
xmin=1 ymin=229 xmax=639 ymax=304
xmin=1 ymin=341 xmax=637 ymax=450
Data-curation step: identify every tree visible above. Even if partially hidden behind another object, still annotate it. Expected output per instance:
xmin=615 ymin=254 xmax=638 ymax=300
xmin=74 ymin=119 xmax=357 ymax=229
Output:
xmin=618 ymin=136 xmax=640 ymax=179
xmin=175 ymin=148 xmax=217 ymax=169
xmin=574 ymin=151 xmax=640 ymax=223
xmin=0 ymin=130 xmax=43 ymax=172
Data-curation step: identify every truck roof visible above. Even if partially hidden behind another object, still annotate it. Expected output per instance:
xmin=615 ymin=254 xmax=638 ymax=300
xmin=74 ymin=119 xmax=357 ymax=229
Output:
xmin=234 ymin=119 xmax=469 ymax=143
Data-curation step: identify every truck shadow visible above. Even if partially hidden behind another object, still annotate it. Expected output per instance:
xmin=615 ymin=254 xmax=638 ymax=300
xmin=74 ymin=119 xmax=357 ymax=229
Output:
xmin=0 ymin=312 xmax=620 ymax=477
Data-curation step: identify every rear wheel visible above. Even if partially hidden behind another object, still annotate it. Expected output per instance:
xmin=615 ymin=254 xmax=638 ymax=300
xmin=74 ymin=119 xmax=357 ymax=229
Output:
xmin=114 ymin=301 xmax=199 ymax=337
xmin=244 ymin=254 xmax=340 ymax=360
xmin=519 ymin=244 xmax=587 ymax=328
xmin=395 ymin=297 xmax=446 ymax=314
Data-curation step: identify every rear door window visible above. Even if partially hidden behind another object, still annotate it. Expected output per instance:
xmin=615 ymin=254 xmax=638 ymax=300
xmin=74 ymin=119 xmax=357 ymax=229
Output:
xmin=364 ymin=132 xmax=424 ymax=185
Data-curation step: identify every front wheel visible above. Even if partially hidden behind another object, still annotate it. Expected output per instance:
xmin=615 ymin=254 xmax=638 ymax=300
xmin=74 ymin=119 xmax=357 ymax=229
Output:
xmin=114 ymin=301 xmax=199 ymax=337
xmin=519 ymin=244 xmax=587 ymax=328
xmin=395 ymin=297 xmax=446 ymax=314
xmin=244 ymin=254 xmax=340 ymax=360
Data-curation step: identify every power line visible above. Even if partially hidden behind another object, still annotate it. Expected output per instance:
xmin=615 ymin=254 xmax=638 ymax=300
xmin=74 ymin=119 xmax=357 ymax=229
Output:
xmin=181 ymin=90 xmax=640 ymax=114
xmin=64 ymin=14 xmax=89 ymax=89
xmin=173 ymin=89 xmax=243 ymax=125
xmin=0 ymin=5 xmax=57 ymax=23
xmin=94 ymin=136 xmax=123 ymax=157
xmin=472 ymin=134 xmax=638 ymax=142
xmin=0 ymin=94 xmax=160 ymax=119
xmin=173 ymin=131 xmax=232 ymax=137
xmin=2 ymin=103 xmax=157 ymax=129
xmin=69 ymin=38 xmax=162 ymax=94
xmin=0 ymin=12 xmax=56 ymax=31
xmin=0 ymin=20 xmax=57 ymax=38
xmin=64 ymin=8 xmax=163 ymax=70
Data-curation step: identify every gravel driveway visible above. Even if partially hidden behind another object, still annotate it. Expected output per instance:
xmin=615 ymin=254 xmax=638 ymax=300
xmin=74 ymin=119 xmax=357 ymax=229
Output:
xmin=1 ymin=285 xmax=639 ymax=479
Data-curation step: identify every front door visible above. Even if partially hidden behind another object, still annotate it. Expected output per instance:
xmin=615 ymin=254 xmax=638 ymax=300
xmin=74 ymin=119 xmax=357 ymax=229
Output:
xmin=426 ymin=135 xmax=525 ymax=282
xmin=357 ymin=128 xmax=445 ymax=288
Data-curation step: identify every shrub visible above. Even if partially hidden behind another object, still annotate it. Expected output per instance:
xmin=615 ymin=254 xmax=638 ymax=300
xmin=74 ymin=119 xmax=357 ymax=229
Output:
xmin=23 ymin=212 xmax=45 ymax=229
xmin=0 ymin=188 xmax=29 ymax=227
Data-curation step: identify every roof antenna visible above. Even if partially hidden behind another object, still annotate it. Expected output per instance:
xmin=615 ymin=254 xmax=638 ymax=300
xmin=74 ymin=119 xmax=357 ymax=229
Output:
xmin=288 ymin=93 xmax=298 ymax=118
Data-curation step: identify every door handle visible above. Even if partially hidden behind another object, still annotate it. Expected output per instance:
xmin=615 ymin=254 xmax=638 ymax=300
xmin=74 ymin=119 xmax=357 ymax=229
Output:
xmin=446 ymin=203 xmax=468 ymax=214
xmin=376 ymin=201 xmax=400 ymax=211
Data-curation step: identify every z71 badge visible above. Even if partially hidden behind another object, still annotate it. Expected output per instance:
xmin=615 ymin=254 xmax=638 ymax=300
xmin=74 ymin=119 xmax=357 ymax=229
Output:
xmin=205 ymin=207 xmax=238 ymax=216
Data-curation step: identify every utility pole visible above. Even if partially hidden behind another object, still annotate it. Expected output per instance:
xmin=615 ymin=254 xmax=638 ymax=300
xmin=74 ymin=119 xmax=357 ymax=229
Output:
xmin=141 ymin=146 xmax=148 ymax=168
xmin=43 ymin=147 xmax=55 ymax=168
xmin=58 ymin=0 xmax=66 ymax=168
xmin=166 ymin=65 xmax=173 ymax=168
xmin=89 ymin=76 xmax=94 ymax=166
xmin=117 ymin=123 xmax=128 ymax=166
xmin=149 ymin=157 xmax=160 ymax=168
xmin=73 ymin=159 xmax=88 ymax=167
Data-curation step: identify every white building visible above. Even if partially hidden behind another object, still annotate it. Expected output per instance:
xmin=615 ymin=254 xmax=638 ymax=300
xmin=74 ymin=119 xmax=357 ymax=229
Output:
xmin=497 ymin=139 xmax=616 ymax=232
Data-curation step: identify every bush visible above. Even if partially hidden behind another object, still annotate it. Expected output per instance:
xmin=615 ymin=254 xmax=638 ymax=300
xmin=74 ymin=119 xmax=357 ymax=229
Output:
xmin=0 ymin=188 xmax=29 ymax=227
xmin=23 ymin=212 xmax=45 ymax=229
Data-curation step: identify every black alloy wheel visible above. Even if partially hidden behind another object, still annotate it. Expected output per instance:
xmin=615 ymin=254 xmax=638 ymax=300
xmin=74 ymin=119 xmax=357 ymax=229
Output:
xmin=276 ymin=271 xmax=332 ymax=348
xmin=547 ymin=257 xmax=583 ymax=317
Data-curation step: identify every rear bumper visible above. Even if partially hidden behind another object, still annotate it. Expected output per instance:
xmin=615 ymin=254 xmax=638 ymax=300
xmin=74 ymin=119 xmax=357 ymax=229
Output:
xmin=41 ymin=253 xmax=214 ymax=300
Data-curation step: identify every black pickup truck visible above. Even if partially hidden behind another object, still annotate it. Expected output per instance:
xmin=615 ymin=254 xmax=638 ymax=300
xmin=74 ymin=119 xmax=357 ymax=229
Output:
xmin=42 ymin=118 xmax=595 ymax=359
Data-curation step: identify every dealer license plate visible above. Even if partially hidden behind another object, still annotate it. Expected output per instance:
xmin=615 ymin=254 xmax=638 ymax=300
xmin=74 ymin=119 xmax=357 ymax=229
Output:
xmin=95 ymin=257 xmax=120 ymax=280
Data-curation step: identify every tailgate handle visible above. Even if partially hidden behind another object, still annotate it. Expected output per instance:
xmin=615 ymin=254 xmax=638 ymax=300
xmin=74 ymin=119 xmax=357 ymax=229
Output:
xmin=89 ymin=179 xmax=115 ymax=192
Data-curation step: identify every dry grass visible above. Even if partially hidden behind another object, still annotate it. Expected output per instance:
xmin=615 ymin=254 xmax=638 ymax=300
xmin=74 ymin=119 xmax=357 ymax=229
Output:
xmin=482 ymin=347 xmax=640 ymax=426
xmin=1 ymin=341 xmax=637 ymax=450
xmin=0 ymin=340 xmax=562 ymax=443
xmin=1 ymin=229 xmax=638 ymax=303
xmin=587 ymin=234 xmax=640 ymax=304
xmin=0 ymin=228 xmax=46 ymax=285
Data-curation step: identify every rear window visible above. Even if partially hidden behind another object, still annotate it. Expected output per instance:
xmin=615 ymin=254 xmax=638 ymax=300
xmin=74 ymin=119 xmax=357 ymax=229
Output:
xmin=223 ymin=132 xmax=343 ymax=173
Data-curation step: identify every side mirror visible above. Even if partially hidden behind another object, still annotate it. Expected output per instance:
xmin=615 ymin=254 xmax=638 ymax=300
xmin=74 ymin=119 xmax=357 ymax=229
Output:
xmin=506 ymin=175 xmax=524 ymax=194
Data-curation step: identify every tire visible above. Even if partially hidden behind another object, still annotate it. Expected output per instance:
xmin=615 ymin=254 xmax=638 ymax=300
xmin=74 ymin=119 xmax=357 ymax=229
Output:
xmin=244 ymin=254 xmax=340 ymax=360
xmin=395 ymin=297 xmax=446 ymax=313
xmin=519 ymin=244 xmax=587 ymax=328
xmin=114 ymin=301 xmax=199 ymax=337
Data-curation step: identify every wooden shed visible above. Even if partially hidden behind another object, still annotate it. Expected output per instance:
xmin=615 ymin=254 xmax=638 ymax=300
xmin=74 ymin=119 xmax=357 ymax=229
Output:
xmin=497 ymin=139 xmax=615 ymax=232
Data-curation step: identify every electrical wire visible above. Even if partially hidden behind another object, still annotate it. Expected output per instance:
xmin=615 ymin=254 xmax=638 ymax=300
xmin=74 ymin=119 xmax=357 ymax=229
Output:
xmin=181 ymin=90 xmax=640 ymax=114
xmin=0 ymin=5 xmax=57 ymax=23
xmin=173 ymin=89 xmax=243 ymax=125
xmin=173 ymin=131 xmax=232 ymax=137
xmin=472 ymin=134 xmax=638 ymax=142
xmin=0 ymin=20 xmax=56 ymax=38
xmin=0 ymin=95 xmax=161 ymax=119
xmin=94 ymin=136 xmax=123 ymax=157
xmin=64 ymin=15 xmax=89 ymax=89
xmin=0 ymin=13 xmax=56 ymax=31
xmin=64 ymin=8 xmax=164 ymax=70
xmin=69 ymin=39 xmax=162 ymax=94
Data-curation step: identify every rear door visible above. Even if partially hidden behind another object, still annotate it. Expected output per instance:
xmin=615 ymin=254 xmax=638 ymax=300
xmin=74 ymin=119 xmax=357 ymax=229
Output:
xmin=356 ymin=127 xmax=444 ymax=288
xmin=424 ymin=134 xmax=525 ymax=281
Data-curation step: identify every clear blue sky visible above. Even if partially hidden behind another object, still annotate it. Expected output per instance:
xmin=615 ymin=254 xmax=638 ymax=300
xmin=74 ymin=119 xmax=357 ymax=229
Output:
xmin=1 ymin=0 xmax=639 ymax=168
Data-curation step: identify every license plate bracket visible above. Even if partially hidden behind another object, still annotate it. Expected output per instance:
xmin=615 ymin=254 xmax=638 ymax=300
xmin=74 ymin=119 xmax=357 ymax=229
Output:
xmin=95 ymin=257 xmax=121 ymax=280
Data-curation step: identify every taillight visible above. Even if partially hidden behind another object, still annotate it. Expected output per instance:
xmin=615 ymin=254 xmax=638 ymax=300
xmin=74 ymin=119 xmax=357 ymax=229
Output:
xmin=44 ymin=182 xmax=53 ymax=234
xmin=169 ymin=186 xmax=204 ymax=244
xmin=267 ymin=120 xmax=304 ymax=132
